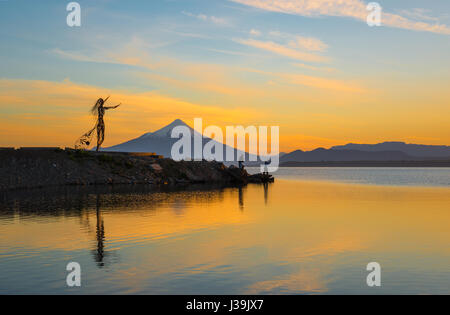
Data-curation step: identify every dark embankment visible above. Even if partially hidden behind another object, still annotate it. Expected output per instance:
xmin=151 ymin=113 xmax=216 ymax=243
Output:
xmin=0 ymin=148 xmax=273 ymax=191
xmin=280 ymin=160 xmax=450 ymax=167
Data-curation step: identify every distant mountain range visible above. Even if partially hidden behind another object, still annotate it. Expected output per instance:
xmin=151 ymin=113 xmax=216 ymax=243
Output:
xmin=331 ymin=142 xmax=450 ymax=158
xmin=280 ymin=148 xmax=412 ymax=163
xmin=105 ymin=120 xmax=450 ymax=165
xmin=280 ymin=142 xmax=450 ymax=163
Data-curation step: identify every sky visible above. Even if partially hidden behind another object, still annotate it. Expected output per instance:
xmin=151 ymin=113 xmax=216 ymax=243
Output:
xmin=0 ymin=0 xmax=449 ymax=152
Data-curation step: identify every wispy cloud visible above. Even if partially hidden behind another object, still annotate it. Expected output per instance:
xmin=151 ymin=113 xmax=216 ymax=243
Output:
xmin=234 ymin=38 xmax=328 ymax=62
xmin=245 ymin=68 xmax=364 ymax=92
xmin=397 ymin=8 xmax=448 ymax=23
xmin=290 ymin=36 xmax=328 ymax=52
xmin=237 ymin=29 xmax=329 ymax=62
xmin=206 ymin=48 xmax=259 ymax=57
xmin=182 ymin=11 xmax=229 ymax=26
xmin=49 ymin=48 xmax=115 ymax=64
xmin=282 ymin=73 xmax=363 ymax=92
xmin=294 ymin=63 xmax=335 ymax=73
xmin=267 ymin=31 xmax=328 ymax=52
xmin=250 ymin=28 xmax=262 ymax=36
xmin=166 ymin=30 xmax=213 ymax=39
xmin=230 ymin=0 xmax=450 ymax=35
xmin=50 ymin=36 xmax=171 ymax=69
xmin=0 ymin=79 xmax=262 ymax=147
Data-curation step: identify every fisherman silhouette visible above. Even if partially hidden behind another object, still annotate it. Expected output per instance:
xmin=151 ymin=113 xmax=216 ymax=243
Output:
xmin=238 ymin=154 xmax=245 ymax=170
xmin=75 ymin=97 xmax=121 ymax=151
xmin=263 ymin=159 xmax=271 ymax=175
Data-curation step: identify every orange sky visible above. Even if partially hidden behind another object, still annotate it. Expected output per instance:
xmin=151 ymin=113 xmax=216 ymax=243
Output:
xmin=0 ymin=77 xmax=449 ymax=152
xmin=1 ymin=1 xmax=450 ymax=152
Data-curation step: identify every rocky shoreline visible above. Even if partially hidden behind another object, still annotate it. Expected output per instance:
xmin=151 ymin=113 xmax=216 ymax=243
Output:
xmin=0 ymin=148 xmax=273 ymax=191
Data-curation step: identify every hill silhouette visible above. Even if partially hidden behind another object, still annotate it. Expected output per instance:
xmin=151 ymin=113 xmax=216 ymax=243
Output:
xmin=332 ymin=142 xmax=450 ymax=158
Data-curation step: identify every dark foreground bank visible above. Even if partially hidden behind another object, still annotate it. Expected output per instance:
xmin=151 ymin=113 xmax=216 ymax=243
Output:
xmin=0 ymin=148 xmax=273 ymax=191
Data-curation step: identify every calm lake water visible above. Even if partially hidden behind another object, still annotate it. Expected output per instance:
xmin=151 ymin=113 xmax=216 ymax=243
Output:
xmin=1 ymin=168 xmax=449 ymax=294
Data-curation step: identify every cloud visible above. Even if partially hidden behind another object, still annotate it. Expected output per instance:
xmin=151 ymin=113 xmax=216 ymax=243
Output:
xmin=289 ymin=36 xmax=328 ymax=52
xmin=234 ymin=38 xmax=328 ymax=62
xmin=207 ymin=48 xmax=259 ymax=57
xmin=182 ymin=11 xmax=229 ymax=26
xmin=49 ymin=48 xmax=119 ymax=65
xmin=230 ymin=0 xmax=450 ymax=35
xmin=0 ymin=79 xmax=262 ymax=147
xmin=250 ymin=28 xmax=262 ymax=36
xmin=398 ymin=8 xmax=441 ymax=23
xmin=245 ymin=68 xmax=364 ymax=92
xmin=50 ymin=36 xmax=171 ymax=70
xmin=282 ymin=73 xmax=363 ymax=92
xmin=236 ymin=30 xmax=329 ymax=62
xmin=164 ymin=30 xmax=213 ymax=39
xmin=293 ymin=63 xmax=335 ymax=73
xmin=97 ymin=36 xmax=356 ymax=95
xmin=267 ymin=31 xmax=329 ymax=52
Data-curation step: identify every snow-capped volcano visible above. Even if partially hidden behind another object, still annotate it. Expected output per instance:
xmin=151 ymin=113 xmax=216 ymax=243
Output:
xmin=138 ymin=119 xmax=194 ymax=139
xmin=104 ymin=119 xmax=261 ymax=164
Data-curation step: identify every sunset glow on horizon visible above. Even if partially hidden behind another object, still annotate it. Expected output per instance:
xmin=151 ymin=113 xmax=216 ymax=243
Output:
xmin=1 ymin=0 xmax=449 ymax=152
